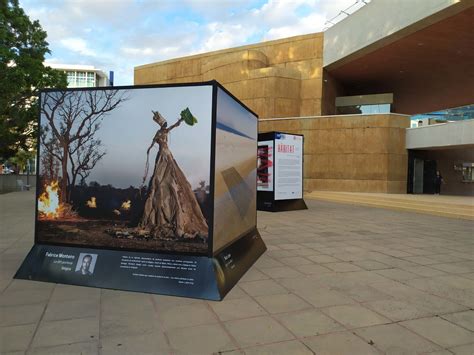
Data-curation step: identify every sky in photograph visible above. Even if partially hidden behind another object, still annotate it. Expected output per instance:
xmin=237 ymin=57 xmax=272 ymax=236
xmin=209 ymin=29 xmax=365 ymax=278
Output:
xmin=20 ymin=0 xmax=366 ymax=86
xmin=40 ymin=86 xmax=213 ymax=189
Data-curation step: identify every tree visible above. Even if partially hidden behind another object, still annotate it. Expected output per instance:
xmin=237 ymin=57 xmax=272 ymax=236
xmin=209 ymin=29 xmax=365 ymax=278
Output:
xmin=41 ymin=89 xmax=127 ymax=203
xmin=0 ymin=0 xmax=67 ymax=160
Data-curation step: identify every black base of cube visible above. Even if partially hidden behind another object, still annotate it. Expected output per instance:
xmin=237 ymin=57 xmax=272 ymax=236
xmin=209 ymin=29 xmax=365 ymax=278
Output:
xmin=257 ymin=198 xmax=308 ymax=212
xmin=14 ymin=228 xmax=266 ymax=301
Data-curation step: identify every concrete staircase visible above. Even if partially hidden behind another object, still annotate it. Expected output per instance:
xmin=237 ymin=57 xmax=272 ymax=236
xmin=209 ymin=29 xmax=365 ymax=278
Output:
xmin=305 ymin=191 xmax=474 ymax=220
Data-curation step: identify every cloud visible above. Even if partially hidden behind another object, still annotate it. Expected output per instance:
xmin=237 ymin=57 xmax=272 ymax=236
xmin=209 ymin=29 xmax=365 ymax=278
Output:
xmin=20 ymin=0 xmax=367 ymax=85
xmin=60 ymin=37 xmax=96 ymax=57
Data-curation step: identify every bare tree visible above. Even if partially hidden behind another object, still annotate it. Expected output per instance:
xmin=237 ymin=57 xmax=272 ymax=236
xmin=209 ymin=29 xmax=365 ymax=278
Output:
xmin=41 ymin=89 xmax=127 ymax=203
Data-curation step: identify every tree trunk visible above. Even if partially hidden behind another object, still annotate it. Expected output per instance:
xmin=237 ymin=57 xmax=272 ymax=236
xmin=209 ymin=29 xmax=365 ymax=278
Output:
xmin=61 ymin=144 xmax=68 ymax=204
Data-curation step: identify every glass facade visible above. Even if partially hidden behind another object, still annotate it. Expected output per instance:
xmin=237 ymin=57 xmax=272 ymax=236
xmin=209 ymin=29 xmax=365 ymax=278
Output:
xmin=336 ymin=103 xmax=391 ymax=115
xmin=411 ymin=104 xmax=474 ymax=125
xmin=66 ymin=71 xmax=96 ymax=88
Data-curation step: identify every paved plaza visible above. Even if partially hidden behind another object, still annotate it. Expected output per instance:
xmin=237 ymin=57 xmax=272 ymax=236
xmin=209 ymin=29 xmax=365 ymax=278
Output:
xmin=1 ymin=191 xmax=473 ymax=354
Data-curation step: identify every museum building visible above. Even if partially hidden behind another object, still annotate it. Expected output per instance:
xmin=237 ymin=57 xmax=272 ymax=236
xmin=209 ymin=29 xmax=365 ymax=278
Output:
xmin=134 ymin=0 xmax=474 ymax=195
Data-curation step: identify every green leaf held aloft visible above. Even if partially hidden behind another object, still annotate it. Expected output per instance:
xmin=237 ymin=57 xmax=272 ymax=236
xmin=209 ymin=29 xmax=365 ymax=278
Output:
xmin=180 ymin=107 xmax=198 ymax=126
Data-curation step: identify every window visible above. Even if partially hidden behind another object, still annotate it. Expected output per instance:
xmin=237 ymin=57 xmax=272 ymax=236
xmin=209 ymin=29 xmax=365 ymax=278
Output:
xmin=462 ymin=163 xmax=474 ymax=182
xmin=337 ymin=104 xmax=391 ymax=115
xmin=454 ymin=162 xmax=474 ymax=182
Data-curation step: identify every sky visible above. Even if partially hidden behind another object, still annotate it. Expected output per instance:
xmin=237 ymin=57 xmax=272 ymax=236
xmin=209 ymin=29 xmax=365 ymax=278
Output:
xmin=40 ymin=86 xmax=213 ymax=189
xmin=21 ymin=0 xmax=365 ymax=86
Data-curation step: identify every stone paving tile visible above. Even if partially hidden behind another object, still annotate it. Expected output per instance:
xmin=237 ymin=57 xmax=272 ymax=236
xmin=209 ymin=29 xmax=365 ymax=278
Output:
xmin=306 ymin=254 xmax=341 ymax=263
xmin=352 ymin=260 xmax=391 ymax=270
xmin=0 ymin=323 xmax=36 ymax=353
xmin=323 ymin=262 xmax=363 ymax=272
xmin=402 ymin=256 xmax=441 ymax=265
xmin=448 ymin=343 xmax=474 ymax=355
xmin=401 ymin=317 xmax=473 ymax=348
xmin=293 ymin=263 xmax=332 ymax=275
xmin=0 ymin=288 xmax=52 ymax=307
xmin=0 ymin=304 xmax=45 ymax=327
xmin=279 ymin=256 xmax=313 ymax=266
xmin=430 ymin=261 xmax=474 ymax=274
xmin=428 ymin=254 xmax=471 ymax=263
xmin=292 ymin=248 xmax=320 ymax=257
xmin=364 ymin=299 xmax=435 ymax=322
xmin=224 ymin=316 xmax=294 ymax=348
xmin=242 ymin=340 xmax=313 ymax=355
xmin=295 ymin=288 xmax=356 ymax=308
xmin=158 ymin=302 xmax=218 ymax=330
xmin=28 ymin=341 xmax=99 ymax=355
xmin=100 ymin=313 xmax=162 ymax=339
xmin=239 ymin=279 xmax=288 ymax=297
xmin=275 ymin=309 xmax=344 ymax=337
xmin=223 ymin=285 xmax=248 ymax=300
xmin=31 ymin=317 xmax=99 ymax=349
xmin=100 ymin=331 xmax=169 ymax=355
xmin=302 ymin=331 xmax=382 ymax=355
xmin=252 ymin=256 xmax=285 ymax=269
xmin=209 ymin=297 xmax=267 ymax=321
xmin=49 ymin=284 xmax=100 ymax=303
xmin=354 ymin=323 xmax=442 ymax=354
xmin=422 ymin=350 xmax=456 ymax=355
xmin=151 ymin=293 xmax=204 ymax=310
xmin=258 ymin=266 xmax=304 ymax=279
xmin=336 ymin=284 xmax=392 ymax=303
xmin=5 ymin=280 xmax=54 ymax=293
xmin=375 ymin=268 xmax=421 ymax=281
xmin=441 ymin=310 xmax=474 ymax=331
xmin=401 ymin=265 xmax=448 ymax=277
xmin=254 ymin=293 xmax=312 ymax=314
xmin=239 ymin=268 xmax=270 ymax=282
xmin=321 ymin=304 xmax=390 ymax=329
xmin=266 ymin=250 xmax=297 ymax=258
xmin=166 ymin=323 xmax=236 ymax=354
xmin=43 ymin=298 xmax=98 ymax=322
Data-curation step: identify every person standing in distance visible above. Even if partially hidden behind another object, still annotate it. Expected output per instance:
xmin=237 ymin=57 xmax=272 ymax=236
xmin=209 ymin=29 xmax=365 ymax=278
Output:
xmin=435 ymin=170 xmax=444 ymax=195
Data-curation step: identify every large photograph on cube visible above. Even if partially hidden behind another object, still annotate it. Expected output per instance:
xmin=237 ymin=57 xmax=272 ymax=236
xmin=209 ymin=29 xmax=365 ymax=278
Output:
xmin=37 ymin=85 xmax=212 ymax=254
xmin=213 ymin=88 xmax=257 ymax=253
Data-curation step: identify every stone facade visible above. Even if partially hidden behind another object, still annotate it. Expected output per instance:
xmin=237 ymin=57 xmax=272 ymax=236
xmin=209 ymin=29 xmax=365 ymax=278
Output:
xmin=134 ymin=35 xmax=411 ymax=194
xmin=134 ymin=33 xmax=323 ymax=118
xmin=259 ymin=114 xmax=410 ymax=193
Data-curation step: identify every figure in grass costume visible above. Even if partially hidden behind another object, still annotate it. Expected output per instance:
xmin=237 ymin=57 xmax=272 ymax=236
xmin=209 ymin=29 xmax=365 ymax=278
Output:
xmin=140 ymin=109 xmax=208 ymax=240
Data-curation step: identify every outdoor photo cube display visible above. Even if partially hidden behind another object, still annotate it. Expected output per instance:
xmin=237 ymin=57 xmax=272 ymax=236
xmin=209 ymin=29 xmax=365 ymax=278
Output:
xmin=15 ymin=81 xmax=266 ymax=300
xmin=257 ymin=132 xmax=307 ymax=212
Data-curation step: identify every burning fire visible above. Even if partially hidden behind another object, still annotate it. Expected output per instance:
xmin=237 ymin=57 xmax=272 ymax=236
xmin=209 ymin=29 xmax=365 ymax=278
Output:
xmin=121 ymin=200 xmax=131 ymax=210
xmin=38 ymin=181 xmax=61 ymax=218
xmin=86 ymin=197 xmax=97 ymax=208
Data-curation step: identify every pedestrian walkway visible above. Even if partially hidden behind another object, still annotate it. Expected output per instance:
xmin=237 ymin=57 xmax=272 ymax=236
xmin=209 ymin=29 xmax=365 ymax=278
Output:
xmin=1 ymin=191 xmax=473 ymax=354
xmin=306 ymin=191 xmax=474 ymax=220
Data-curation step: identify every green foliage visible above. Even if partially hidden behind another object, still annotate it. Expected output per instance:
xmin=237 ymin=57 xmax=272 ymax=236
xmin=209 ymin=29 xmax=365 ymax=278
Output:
xmin=0 ymin=0 xmax=67 ymax=161
xmin=180 ymin=107 xmax=198 ymax=126
xmin=8 ymin=148 xmax=34 ymax=172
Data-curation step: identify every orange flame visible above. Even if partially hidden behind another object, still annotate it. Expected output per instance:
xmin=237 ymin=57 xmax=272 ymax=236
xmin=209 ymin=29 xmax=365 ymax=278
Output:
xmin=86 ymin=197 xmax=97 ymax=208
xmin=121 ymin=200 xmax=131 ymax=210
xmin=38 ymin=181 xmax=61 ymax=219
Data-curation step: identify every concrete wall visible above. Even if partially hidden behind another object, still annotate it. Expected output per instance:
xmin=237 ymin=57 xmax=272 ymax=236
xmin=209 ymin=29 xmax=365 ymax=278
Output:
xmin=324 ymin=0 xmax=461 ymax=68
xmin=0 ymin=174 xmax=36 ymax=193
xmin=259 ymin=114 xmax=410 ymax=193
xmin=135 ymin=33 xmax=324 ymax=118
xmin=406 ymin=120 xmax=474 ymax=149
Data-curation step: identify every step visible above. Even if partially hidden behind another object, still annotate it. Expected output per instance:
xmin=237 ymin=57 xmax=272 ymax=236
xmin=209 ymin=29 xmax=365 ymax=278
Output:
xmin=306 ymin=192 xmax=474 ymax=220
